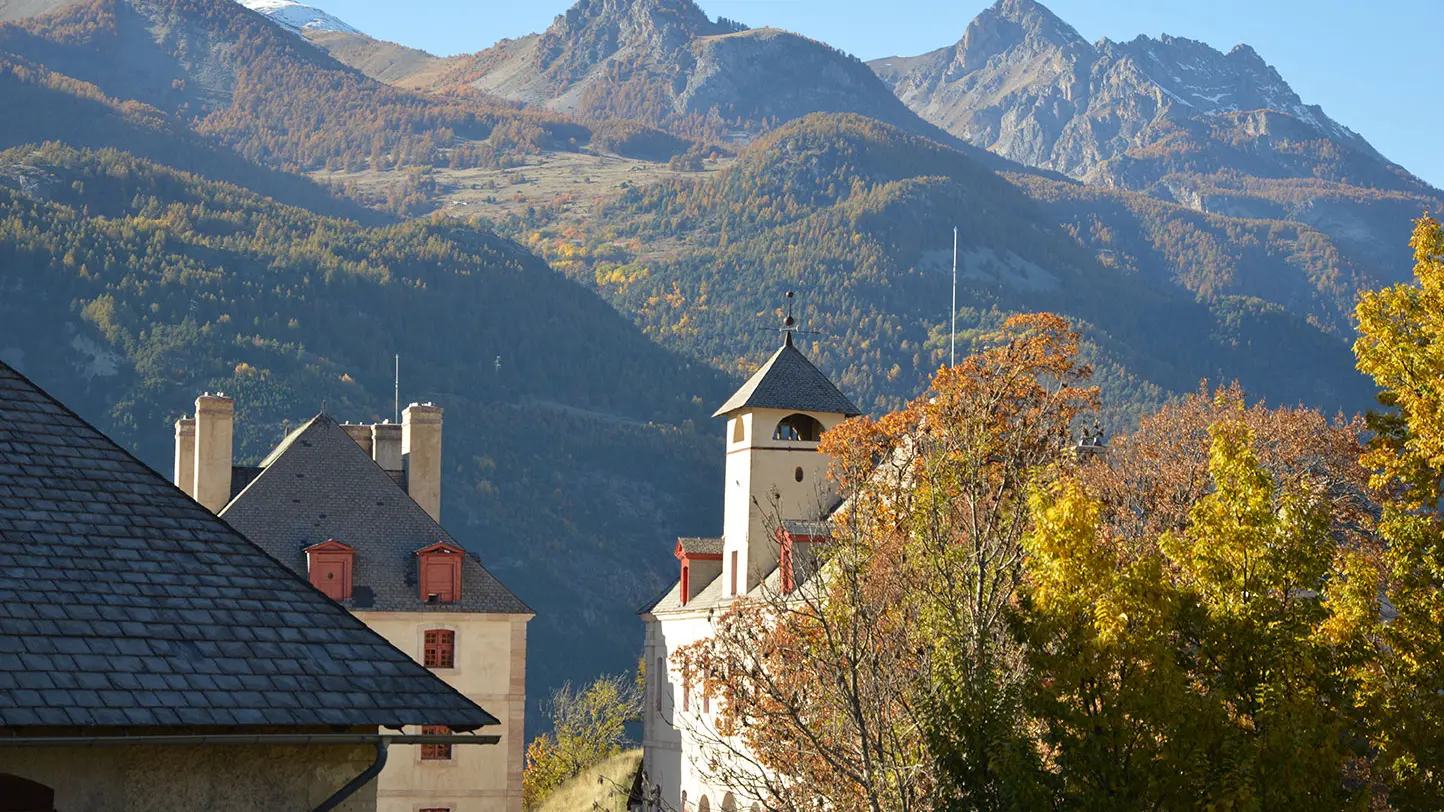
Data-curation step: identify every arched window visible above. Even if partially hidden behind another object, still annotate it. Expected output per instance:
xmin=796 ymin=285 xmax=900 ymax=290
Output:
xmin=732 ymin=417 xmax=745 ymax=443
xmin=772 ymin=413 xmax=823 ymax=442
xmin=0 ymin=774 xmax=55 ymax=812
xmin=680 ymin=791 xmax=688 ymax=811
xmin=698 ymin=796 xmax=710 ymax=812
xmin=423 ymin=629 xmax=455 ymax=669
xmin=722 ymin=791 xmax=737 ymax=811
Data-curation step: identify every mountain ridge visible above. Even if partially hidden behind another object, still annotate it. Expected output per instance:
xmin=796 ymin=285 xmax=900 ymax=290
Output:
xmin=869 ymin=0 xmax=1412 ymax=188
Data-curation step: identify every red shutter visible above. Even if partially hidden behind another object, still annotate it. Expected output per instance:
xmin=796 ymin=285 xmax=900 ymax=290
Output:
xmin=306 ymin=540 xmax=354 ymax=601
xmin=420 ymin=725 xmax=451 ymax=760
xmin=416 ymin=543 xmax=463 ymax=603
xmin=423 ymin=629 xmax=455 ymax=669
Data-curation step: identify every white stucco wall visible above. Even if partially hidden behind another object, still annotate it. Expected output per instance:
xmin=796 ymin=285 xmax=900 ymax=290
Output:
xmin=355 ymin=612 xmax=530 ymax=812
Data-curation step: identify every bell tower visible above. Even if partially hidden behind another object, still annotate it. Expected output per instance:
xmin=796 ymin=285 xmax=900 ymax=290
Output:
xmin=714 ymin=304 xmax=859 ymax=598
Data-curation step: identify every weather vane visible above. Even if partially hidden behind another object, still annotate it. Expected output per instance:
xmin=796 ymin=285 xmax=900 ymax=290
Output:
xmin=773 ymin=290 xmax=823 ymax=346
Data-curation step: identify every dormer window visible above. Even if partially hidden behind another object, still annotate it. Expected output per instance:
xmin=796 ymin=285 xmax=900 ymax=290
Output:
xmin=305 ymin=539 xmax=354 ymax=601
xmin=675 ymin=539 xmax=723 ymax=607
xmin=773 ymin=413 xmax=824 ymax=442
xmin=416 ymin=541 xmax=464 ymax=603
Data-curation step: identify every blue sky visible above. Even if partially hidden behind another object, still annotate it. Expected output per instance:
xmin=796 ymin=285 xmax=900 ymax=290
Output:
xmin=315 ymin=0 xmax=1443 ymax=190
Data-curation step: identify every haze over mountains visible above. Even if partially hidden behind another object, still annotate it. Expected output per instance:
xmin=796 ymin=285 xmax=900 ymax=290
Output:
xmin=0 ymin=0 xmax=1436 ymax=719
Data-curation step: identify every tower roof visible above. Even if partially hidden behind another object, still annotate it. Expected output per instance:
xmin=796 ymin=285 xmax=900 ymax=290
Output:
xmin=712 ymin=339 xmax=861 ymax=418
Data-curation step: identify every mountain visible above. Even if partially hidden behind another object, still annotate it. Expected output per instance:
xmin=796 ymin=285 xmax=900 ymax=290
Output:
xmin=0 ymin=0 xmax=592 ymax=194
xmin=0 ymin=141 xmax=731 ymax=721
xmin=869 ymin=0 xmax=1442 ymax=276
xmin=509 ymin=113 xmax=1376 ymax=425
xmin=237 ymin=0 xmax=360 ymax=36
xmin=412 ymin=0 xmax=973 ymax=149
xmin=303 ymin=28 xmax=445 ymax=86
xmin=0 ymin=0 xmax=78 ymax=22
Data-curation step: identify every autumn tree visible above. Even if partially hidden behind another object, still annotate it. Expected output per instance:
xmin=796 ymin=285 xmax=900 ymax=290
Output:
xmin=1022 ymin=396 xmax=1377 ymax=809
xmin=673 ymin=313 xmax=1094 ymax=810
xmin=522 ymin=672 xmax=643 ymax=809
xmin=1352 ymin=213 xmax=1444 ymax=807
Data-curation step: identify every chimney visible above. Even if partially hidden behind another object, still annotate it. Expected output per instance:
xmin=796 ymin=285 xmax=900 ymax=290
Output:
xmin=193 ymin=393 xmax=234 ymax=514
xmin=372 ymin=421 xmax=403 ymax=479
xmin=403 ymin=402 xmax=443 ymax=523
xmin=173 ymin=416 xmax=196 ymax=498
xmin=342 ymin=422 xmax=373 ymax=456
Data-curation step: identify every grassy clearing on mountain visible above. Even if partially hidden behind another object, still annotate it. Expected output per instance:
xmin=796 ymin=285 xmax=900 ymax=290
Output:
xmin=534 ymin=750 xmax=640 ymax=812
xmin=314 ymin=147 xmax=734 ymax=222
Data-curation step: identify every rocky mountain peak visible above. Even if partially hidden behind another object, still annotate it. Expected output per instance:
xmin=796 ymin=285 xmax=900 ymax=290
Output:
xmin=871 ymin=0 xmax=1385 ymax=182
xmin=948 ymin=0 xmax=1086 ymax=75
xmin=538 ymin=0 xmax=717 ymax=70
xmin=985 ymin=0 xmax=1086 ymax=45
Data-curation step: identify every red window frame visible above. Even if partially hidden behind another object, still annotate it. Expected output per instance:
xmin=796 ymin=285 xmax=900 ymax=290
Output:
xmin=421 ymin=725 xmax=451 ymax=760
xmin=415 ymin=541 xmax=464 ymax=603
xmin=423 ymin=629 xmax=455 ymax=669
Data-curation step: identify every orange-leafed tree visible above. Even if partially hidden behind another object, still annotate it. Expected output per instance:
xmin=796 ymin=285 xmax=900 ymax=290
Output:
xmin=672 ymin=313 xmax=1094 ymax=811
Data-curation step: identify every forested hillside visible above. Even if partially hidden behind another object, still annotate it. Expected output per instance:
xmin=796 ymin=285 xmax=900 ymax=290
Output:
xmin=0 ymin=0 xmax=1430 ymax=735
xmin=506 ymin=114 xmax=1375 ymax=425
xmin=0 ymin=142 xmax=731 ymax=707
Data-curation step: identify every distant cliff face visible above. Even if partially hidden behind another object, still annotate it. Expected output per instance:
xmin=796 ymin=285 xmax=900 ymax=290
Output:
xmin=870 ymin=0 xmax=1407 ymax=189
xmin=457 ymin=0 xmax=961 ymax=145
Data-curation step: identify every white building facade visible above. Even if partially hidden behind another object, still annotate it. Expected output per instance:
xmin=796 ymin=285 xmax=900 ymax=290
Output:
xmin=638 ymin=335 xmax=859 ymax=811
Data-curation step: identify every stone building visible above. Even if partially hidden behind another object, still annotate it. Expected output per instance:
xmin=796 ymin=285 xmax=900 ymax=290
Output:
xmin=638 ymin=335 xmax=860 ymax=811
xmin=172 ymin=397 xmax=531 ymax=812
xmin=0 ymin=361 xmax=498 ymax=812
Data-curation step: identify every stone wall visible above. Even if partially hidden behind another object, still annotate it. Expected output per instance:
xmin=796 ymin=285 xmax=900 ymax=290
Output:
xmin=0 ymin=738 xmax=377 ymax=811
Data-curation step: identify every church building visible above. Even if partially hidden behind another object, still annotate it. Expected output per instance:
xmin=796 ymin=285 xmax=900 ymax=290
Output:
xmin=172 ymin=396 xmax=531 ymax=812
xmin=638 ymin=333 xmax=860 ymax=811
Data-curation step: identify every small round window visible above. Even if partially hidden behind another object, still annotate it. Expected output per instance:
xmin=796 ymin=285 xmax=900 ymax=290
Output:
xmin=795 ymin=467 xmax=804 ymax=482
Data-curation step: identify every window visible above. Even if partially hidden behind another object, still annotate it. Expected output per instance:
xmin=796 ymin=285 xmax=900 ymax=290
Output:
xmin=772 ymin=413 xmax=823 ymax=442
xmin=794 ymin=466 xmax=804 ymax=482
xmin=305 ymin=539 xmax=354 ymax=601
xmin=732 ymin=417 xmax=745 ymax=443
xmin=421 ymin=725 xmax=451 ymax=760
xmin=415 ymin=541 xmax=463 ymax=603
xmin=423 ymin=629 xmax=455 ymax=669
xmin=680 ymin=561 xmax=691 ymax=607
xmin=730 ymin=551 xmax=739 ymax=596
xmin=655 ymin=656 xmax=664 ymax=713
xmin=683 ymin=671 xmax=690 ymax=713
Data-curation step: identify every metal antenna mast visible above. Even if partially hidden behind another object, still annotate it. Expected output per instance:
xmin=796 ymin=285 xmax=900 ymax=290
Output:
xmin=393 ymin=354 xmax=400 ymax=423
xmin=951 ymin=225 xmax=958 ymax=368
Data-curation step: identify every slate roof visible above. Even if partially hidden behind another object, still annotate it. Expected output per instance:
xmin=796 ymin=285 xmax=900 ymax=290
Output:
xmin=713 ymin=338 xmax=861 ymax=418
xmin=677 ymin=537 xmax=724 ymax=556
xmin=0 ymin=362 xmax=498 ymax=731
xmin=219 ymin=414 xmax=531 ymax=616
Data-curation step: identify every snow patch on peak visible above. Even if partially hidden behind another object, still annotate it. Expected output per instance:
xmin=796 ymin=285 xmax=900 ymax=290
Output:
xmin=237 ymin=0 xmax=362 ymax=36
